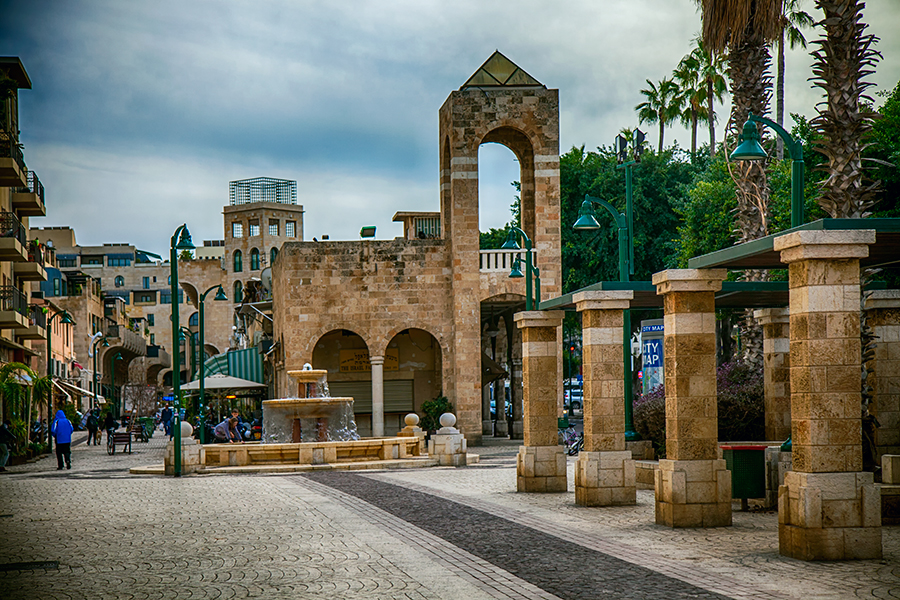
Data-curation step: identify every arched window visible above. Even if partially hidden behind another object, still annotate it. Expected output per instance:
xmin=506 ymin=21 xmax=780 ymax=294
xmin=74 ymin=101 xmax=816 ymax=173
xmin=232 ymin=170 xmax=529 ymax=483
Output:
xmin=189 ymin=312 xmax=199 ymax=327
xmin=115 ymin=276 xmax=124 ymax=287
xmin=250 ymin=248 xmax=260 ymax=270
xmin=233 ymin=280 xmax=243 ymax=303
xmin=270 ymin=247 xmax=278 ymax=265
xmin=233 ymin=250 xmax=243 ymax=273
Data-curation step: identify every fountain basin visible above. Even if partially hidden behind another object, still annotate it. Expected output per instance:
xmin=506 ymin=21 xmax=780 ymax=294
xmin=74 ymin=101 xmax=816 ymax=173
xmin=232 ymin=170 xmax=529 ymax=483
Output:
xmin=200 ymin=436 xmax=426 ymax=468
xmin=262 ymin=396 xmax=358 ymax=443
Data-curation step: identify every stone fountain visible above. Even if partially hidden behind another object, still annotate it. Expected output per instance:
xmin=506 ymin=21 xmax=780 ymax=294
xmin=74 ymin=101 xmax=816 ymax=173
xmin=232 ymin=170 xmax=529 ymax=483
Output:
xmin=261 ymin=366 xmax=360 ymax=443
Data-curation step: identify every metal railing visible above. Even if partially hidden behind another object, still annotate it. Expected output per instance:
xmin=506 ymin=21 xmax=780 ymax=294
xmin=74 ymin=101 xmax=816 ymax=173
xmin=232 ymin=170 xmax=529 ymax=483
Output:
xmin=479 ymin=248 xmax=534 ymax=273
xmin=15 ymin=171 xmax=45 ymax=204
xmin=0 ymin=286 xmax=27 ymax=314
xmin=28 ymin=304 xmax=46 ymax=329
xmin=0 ymin=134 xmax=25 ymax=172
xmin=0 ymin=211 xmax=27 ymax=245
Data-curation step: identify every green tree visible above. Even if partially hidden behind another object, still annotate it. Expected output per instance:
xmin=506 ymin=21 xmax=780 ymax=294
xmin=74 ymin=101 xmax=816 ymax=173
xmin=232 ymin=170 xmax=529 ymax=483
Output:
xmin=673 ymin=54 xmax=711 ymax=156
xmin=636 ymin=78 xmax=682 ymax=154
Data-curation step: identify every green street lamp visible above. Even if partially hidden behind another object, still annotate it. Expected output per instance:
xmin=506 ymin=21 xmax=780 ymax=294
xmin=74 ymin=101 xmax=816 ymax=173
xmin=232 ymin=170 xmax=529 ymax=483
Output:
xmin=731 ymin=113 xmax=805 ymax=228
xmin=89 ymin=333 xmax=109 ymax=412
xmin=197 ymin=285 xmax=227 ymax=444
xmin=170 ymin=223 xmax=194 ymax=477
xmin=501 ymin=227 xmax=540 ymax=310
xmin=46 ymin=308 xmax=75 ymax=453
xmin=574 ymin=194 xmax=639 ymax=441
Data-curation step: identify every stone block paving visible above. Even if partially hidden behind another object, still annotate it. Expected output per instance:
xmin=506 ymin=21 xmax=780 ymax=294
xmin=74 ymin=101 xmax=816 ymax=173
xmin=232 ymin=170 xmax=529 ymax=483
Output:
xmin=1 ymin=433 xmax=898 ymax=600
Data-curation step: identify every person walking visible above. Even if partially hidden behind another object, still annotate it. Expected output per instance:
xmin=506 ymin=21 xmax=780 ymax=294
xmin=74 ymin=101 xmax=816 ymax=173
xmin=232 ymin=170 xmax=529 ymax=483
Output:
xmin=86 ymin=410 xmax=100 ymax=446
xmin=160 ymin=404 xmax=173 ymax=439
xmin=51 ymin=410 xmax=74 ymax=470
xmin=0 ymin=420 xmax=17 ymax=472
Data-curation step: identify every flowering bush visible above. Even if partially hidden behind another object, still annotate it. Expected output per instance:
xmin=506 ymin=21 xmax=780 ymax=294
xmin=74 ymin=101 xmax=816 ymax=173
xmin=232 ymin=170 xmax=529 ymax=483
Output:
xmin=633 ymin=360 xmax=766 ymax=458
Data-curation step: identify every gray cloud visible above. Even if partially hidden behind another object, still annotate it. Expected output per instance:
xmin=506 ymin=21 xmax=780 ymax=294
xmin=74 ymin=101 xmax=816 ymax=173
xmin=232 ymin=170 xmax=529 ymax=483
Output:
xmin=1 ymin=0 xmax=897 ymax=254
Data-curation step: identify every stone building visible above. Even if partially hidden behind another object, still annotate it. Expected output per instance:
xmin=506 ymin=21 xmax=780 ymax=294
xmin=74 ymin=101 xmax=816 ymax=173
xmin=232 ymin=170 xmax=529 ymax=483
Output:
xmin=271 ymin=52 xmax=562 ymax=443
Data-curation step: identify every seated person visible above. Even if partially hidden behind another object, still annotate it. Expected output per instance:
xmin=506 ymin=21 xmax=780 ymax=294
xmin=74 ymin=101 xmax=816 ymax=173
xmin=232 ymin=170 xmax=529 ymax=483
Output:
xmin=213 ymin=417 xmax=243 ymax=443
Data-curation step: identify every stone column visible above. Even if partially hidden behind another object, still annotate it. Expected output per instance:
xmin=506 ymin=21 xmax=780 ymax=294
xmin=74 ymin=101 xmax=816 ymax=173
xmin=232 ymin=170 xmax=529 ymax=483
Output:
xmin=573 ymin=291 xmax=636 ymax=506
xmin=370 ymin=355 xmax=385 ymax=438
xmin=775 ymin=230 xmax=881 ymax=560
xmin=482 ymin=384 xmax=493 ymax=436
xmin=514 ymin=310 xmax=566 ymax=492
xmin=652 ymin=269 xmax=732 ymax=528
xmin=755 ymin=308 xmax=792 ymax=441
xmin=865 ymin=290 xmax=900 ymax=460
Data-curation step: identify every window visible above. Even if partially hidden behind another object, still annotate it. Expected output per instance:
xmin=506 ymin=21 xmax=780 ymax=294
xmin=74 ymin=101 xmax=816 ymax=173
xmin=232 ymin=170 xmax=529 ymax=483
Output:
xmin=147 ymin=314 xmax=155 ymax=326
xmin=233 ymin=281 xmax=243 ymax=303
xmin=167 ymin=275 xmax=171 ymax=285
xmin=57 ymin=257 xmax=76 ymax=268
xmin=249 ymin=222 xmax=260 ymax=237
xmin=250 ymin=248 xmax=260 ymax=270
xmin=232 ymin=222 xmax=243 ymax=238
xmin=136 ymin=293 xmax=155 ymax=304
xmin=189 ymin=312 xmax=199 ymax=327
xmin=233 ymin=250 xmax=243 ymax=273
xmin=286 ymin=221 xmax=296 ymax=238
xmin=160 ymin=290 xmax=184 ymax=305
xmin=270 ymin=247 xmax=278 ymax=265
xmin=269 ymin=221 xmax=279 ymax=236
xmin=115 ymin=276 xmax=124 ymax=287
xmin=108 ymin=257 xmax=131 ymax=267
xmin=143 ymin=277 xmax=150 ymax=289
xmin=53 ymin=278 xmax=60 ymax=296
xmin=153 ymin=276 xmax=157 ymax=283
xmin=82 ymin=256 xmax=103 ymax=266
xmin=414 ymin=217 xmax=441 ymax=238
xmin=150 ymin=334 xmax=155 ymax=345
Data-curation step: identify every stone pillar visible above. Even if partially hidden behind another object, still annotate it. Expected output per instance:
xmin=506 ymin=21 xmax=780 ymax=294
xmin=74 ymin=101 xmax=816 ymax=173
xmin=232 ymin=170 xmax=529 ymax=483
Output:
xmin=755 ymin=308 xmax=792 ymax=441
xmin=428 ymin=412 xmax=468 ymax=466
xmin=573 ymin=291 xmax=636 ymax=506
xmin=370 ymin=355 xmax=385 ymax=438
xmin=514 ymin=311 xmax=566 ymax=492
xmin=865 ymin=290 xmax=900 ymax=460
xmin=482 ymin=384 xmax=493 ymax=436
xmin=775 ymin=230 xmax=881 ymax=560
xmin=652 ymin=269 xmax=732 ymax=528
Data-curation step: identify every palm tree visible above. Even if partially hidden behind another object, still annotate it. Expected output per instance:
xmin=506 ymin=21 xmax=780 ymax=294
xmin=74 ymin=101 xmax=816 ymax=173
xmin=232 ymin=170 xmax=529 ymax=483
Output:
xmin=688 ymin=38 xmax=728 ymax=157
xmin=699 ymin=0 xmax=782 ymax=243
xmin=673 ymin=56 xmax=711 ymax=155
xmin=776 ymin=0 xmax=814 ymax=159
xmin=636 ymin=78 xmax=682 ymax=153
xmin=810 ymin=0 xmax=881 ymax=218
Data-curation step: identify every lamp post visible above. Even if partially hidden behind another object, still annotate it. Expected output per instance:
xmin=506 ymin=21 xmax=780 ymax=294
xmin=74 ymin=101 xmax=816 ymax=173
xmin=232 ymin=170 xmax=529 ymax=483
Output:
xmin=574 ymin=194 xmax=640 ymax=441
xmin=89 ymin=333 xmax=109 ymax=412
xmin=197 ymin=285 xmax=227 ymax=444
xmin=731 ymin=113 xmax=805 ymax=228
xmin=170 ymin=224 xmax=195 ymax=477
xmin=500 ymin=226 xmax=540 ymax=310
xmin=46 ymin=308 xmax=74 ymax=453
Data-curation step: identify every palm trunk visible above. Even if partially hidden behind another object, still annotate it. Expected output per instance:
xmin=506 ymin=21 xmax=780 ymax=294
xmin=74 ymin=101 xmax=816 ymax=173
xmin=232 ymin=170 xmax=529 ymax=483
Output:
xmin=691 ymin=109 xmax=698 ymax=155
xmin=658 ymin=121 xmax=664 ymax=153
xmin=707 ymin=79 xmax=716 ymax=157
xmin=776 ymin=31 xmax=786 ymax=160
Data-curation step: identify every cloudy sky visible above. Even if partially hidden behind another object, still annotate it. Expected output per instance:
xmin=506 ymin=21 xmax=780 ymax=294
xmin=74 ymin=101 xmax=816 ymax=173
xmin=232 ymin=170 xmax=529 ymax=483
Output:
xmin=2 ymin=0 xmax=898 ymax=255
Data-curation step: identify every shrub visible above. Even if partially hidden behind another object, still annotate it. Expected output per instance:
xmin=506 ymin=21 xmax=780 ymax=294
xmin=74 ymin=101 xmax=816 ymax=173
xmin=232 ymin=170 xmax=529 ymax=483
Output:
xmin=420 ymin=395 xmax=453 ymax=432
xmin=632 ymin=360 xmax=766 ymax=458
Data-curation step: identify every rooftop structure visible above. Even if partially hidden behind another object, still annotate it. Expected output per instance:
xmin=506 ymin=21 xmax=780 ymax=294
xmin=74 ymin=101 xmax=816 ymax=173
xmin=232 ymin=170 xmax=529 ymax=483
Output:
xmin=228 ymin=177 xmax=297 ymax=206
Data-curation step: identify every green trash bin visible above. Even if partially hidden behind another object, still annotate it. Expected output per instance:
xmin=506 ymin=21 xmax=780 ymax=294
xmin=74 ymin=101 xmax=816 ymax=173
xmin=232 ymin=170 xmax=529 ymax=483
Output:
xmin=722 ymin=444 xmax=767 ymax=510
xmin=558 ymin=416 xmax=570 ymax=429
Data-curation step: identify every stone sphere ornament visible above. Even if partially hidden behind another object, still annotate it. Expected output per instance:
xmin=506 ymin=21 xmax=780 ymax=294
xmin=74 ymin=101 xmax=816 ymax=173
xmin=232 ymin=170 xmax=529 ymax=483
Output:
xmin=180 ymin=420 xmax=193 ymax=438
xmin=405 ymin=413 xmax=420 ymax=427
xmin=439 ymin=412 xmax=456 ymax=429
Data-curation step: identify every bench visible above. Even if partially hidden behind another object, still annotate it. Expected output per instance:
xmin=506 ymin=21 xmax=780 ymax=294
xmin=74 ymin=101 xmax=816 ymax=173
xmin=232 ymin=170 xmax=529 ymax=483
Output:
xmin=107 ymin=430 xmax=132 ymax=455
xmin=128 ymin=421 xmax=148 ymax=443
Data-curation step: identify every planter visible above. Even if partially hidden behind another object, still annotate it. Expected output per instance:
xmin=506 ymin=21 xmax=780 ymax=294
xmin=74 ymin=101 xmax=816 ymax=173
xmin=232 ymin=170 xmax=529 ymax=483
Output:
xmin=7 ymin=454 xmax=28 ymax=466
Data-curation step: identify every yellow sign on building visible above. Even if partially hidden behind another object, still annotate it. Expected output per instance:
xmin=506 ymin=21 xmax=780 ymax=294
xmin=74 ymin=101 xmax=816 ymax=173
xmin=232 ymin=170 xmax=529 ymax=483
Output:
xmin=339 ymin=349 xmax=399 ymax=372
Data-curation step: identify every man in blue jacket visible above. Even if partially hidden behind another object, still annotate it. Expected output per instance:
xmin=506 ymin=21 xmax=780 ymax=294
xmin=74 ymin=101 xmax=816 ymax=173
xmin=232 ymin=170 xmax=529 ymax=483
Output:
xmin=51 ymin=410 xmax=74 ymax=470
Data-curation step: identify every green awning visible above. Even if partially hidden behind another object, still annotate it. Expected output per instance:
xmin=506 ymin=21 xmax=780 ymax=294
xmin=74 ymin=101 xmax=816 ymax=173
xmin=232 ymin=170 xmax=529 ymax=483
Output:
xmin=200 ymin=347 xmax=263 ymax=384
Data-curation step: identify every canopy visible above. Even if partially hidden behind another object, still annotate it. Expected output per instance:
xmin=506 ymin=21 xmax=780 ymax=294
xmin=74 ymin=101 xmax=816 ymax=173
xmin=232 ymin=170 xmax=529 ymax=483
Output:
xmin=181 ymin=373 xmax=267 ymax=391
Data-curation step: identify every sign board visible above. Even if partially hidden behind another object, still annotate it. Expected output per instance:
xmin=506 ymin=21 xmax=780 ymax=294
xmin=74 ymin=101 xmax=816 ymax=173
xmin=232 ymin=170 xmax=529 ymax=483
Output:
xmin=640 ymin=318 xmax=664 ymax=394
xmin=339 ymin=349 xmax=399 ymax=372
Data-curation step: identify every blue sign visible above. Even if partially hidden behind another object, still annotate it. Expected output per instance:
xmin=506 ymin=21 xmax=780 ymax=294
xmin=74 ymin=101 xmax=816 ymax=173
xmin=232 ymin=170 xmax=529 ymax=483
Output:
xmin=642 ymin=339 xmax=663 ymax=367
xmin=642 ymin=324 xmax=664 ymax=333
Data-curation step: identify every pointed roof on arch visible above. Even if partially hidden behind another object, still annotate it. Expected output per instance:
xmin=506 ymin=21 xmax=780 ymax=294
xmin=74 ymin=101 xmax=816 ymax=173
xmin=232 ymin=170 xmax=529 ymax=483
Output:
xmin=460 ymin=51 xmax=544 ymax=90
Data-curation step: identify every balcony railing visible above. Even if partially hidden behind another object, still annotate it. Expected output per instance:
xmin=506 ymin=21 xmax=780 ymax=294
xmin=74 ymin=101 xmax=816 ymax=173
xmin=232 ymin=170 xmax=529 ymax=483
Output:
xmin=0 ymin=285 xmax=27 ymax=315
xmin=479 ymin=248 xmax=534 ymax=273
xmin=0 ymin=211 xmax=27 ymax=246
xmin=27 ymin=240 xmax=46 ymax=266
xmin=28 ymin=304 xmax=47 ymax=329
xmin=15 ymin=171 xmax=45 ymax=204
xmin=0 ymin=135 xmax=25 ymax=172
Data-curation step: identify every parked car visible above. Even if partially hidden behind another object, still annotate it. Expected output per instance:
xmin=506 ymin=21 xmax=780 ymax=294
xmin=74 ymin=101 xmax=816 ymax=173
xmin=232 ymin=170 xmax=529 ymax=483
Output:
xmin=564 ymin=389 xmax=583 ymax=412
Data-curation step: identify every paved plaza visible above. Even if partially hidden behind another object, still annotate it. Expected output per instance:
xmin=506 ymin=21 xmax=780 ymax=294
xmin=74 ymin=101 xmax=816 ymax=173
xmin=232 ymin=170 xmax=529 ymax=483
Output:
xmin=0 ymin=432 xmax=898 ymax=599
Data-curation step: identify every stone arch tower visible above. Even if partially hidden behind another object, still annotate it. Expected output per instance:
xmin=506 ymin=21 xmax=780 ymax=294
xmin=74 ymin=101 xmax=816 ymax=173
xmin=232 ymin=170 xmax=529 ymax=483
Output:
xmin=439 ymin=51 xmax=561 ymax=440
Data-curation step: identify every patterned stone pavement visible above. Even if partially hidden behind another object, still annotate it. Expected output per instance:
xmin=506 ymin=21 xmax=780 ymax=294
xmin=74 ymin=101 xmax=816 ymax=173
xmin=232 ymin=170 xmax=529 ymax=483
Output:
xmin=0 ymin=433 xmax=897 ymax=599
